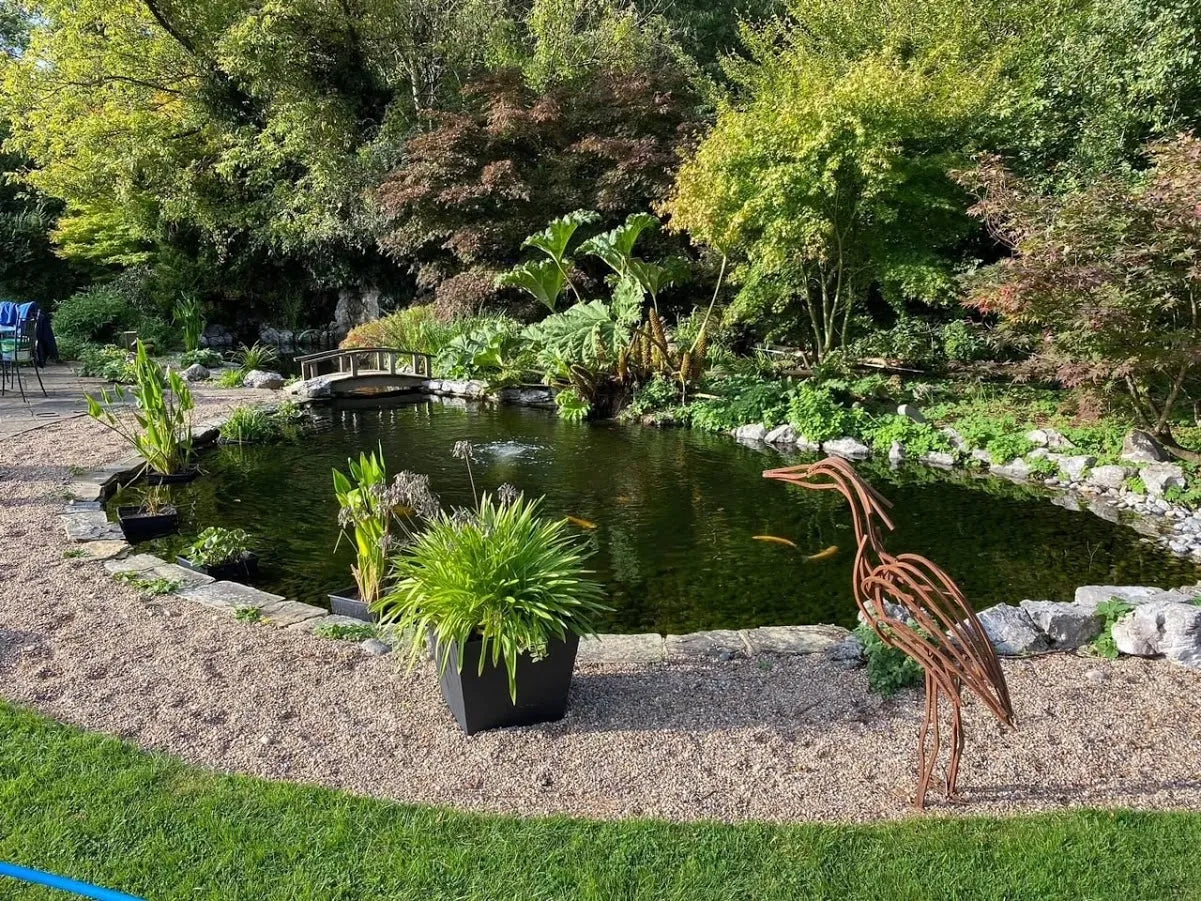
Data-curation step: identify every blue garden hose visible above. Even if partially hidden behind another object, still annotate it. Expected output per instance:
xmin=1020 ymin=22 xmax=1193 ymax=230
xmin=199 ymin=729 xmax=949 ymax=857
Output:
xmin=0 ymin=862 xmax=144 ymax=900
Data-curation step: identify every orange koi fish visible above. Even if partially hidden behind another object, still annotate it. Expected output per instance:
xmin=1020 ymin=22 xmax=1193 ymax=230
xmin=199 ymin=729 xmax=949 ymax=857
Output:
xmin=567 ymin=515 xmax=597 ymax=529
xmin=804 ymin=545 xmax=840 ymax=563
xmin=752 ymin=535 xmax=798 ymax=548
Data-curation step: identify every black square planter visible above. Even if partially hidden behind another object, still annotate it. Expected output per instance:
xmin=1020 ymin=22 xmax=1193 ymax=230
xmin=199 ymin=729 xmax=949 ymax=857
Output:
xmin=328 ymin=586 xmax=376 ymax=622
xmin=432 ymin=633 xmax=580 ymax=735
xmin=116 ymin=505 xmax=179 ymax=542
xmin=176 ymin=551 xmax=259 ymax=582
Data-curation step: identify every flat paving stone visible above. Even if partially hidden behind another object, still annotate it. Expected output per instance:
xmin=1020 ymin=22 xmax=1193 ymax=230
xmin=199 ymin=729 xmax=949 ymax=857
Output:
xmin=289 ymin=614 xmax=373 ymax=634
xmin=60 ymin=511 xmax=124 ymax=542
xmin=577 ymin=633 xmax=666 ymax=665
xmin=740 ymin=625 xmax=852 ymax=656
xmin=665 ymin=629 xmax=748 ymax=660
xmin=174 ymin=580 xmax=285 ymax=611
xmin=68 ymin=539 xmax=131 ymax=561
xmin=61 ymin=500 xmax=104 ymax=512
xmin=104 ymin=554 xmax=168 ymax=575
xmin=257 ymin=599 xmax=326 ymax=627
xmin=65 ymin=482 xmax=106 ymax=502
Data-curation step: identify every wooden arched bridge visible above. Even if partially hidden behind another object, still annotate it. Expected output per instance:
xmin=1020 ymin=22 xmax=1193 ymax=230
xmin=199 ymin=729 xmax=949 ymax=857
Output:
xmin=292 ymin=346 xmax=433 ymax=398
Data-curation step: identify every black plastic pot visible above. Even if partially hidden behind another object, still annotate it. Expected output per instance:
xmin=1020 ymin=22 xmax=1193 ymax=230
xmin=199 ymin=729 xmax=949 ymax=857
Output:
xmin=116 ymin=505 xmax=179 ymax=541
xmin=176 ymin=551 xmax=259 ymax=581
xmin=328 ymin=586 xmax=376 ymax=622
xmin=145 ymin=466 xmax=199 ymax=486
xmin=431 ymin=633 xmax=580 ymax=735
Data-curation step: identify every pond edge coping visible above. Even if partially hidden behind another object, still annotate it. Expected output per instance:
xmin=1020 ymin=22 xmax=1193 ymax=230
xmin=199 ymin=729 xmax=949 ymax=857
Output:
xmin=58 ymin=406 xmax=1200 ymax=671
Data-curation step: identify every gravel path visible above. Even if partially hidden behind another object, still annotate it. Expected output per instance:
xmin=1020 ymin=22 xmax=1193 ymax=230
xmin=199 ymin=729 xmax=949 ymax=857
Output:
xmin=2 ymin=390 xmax=1200 ymax=824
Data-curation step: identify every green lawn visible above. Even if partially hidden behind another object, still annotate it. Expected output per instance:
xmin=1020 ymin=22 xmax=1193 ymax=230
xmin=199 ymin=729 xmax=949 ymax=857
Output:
xmin=1 ymin=701 xmax=1198 ymax=901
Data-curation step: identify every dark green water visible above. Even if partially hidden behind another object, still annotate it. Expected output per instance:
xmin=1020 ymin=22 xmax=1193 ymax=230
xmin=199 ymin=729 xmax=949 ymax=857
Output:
xmin=117 ymin=396 xmax=1201 ymax=633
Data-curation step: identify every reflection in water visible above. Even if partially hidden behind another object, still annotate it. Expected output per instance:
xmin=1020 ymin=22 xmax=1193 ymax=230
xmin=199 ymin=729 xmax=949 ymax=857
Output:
xmin=120 ymin=396 xmax=1201 ymax=634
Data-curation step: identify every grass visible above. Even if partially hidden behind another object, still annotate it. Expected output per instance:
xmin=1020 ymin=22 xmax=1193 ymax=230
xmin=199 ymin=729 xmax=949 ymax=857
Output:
xmin=1 ymin=703 xmax=1199 ymax=900
xmin=113 ymin=572 xmax=183 ymax=596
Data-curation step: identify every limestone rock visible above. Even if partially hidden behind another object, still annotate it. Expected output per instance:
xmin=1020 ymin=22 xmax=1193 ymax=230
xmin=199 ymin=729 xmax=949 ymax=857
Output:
xmin=822 ymin=437 xmax=870 ymax=461
xmin=1027 ymin=428 xmax=1075 ymax=450
xmin=1048 ymin=453 xmax=1096 ymax=482
xmin=244 ymin=369 xmax=284 ymax=390
xmin=740 ymin=625 xmax=851 ymax=655
xmin=497 ymin=386 xmax=554 ymax=406
xmin=1073 ymin=585 xmax=1195 ymax=609
xmin=975 ymin=604 xmax=1050 ymax=655
xmin=1121 ymin=429 xmax=1171 ymax=463
xmin=942 ymin=427 xmax=969 ymax=452
xmin=665 ymin=630 xmax=747 ymax=660
xmin=825 ymin=636 xmax=866 ymax=668
xmin=1018 ymin=600 xmax=1103 ymax=649
xmin=734 ymin=423 xmax=768 ymax=443
xmin=764 ymin=424 xmax=799 ymax=446
xmin=992 ymin=458 xmax=1032 ymax=482
xmin=888 ymin=441 xmax=905 ymax=464
xmin=1111 ymin=601 xmax=1201 ymax=668
xmin=970 ymin=448 xmax=992 ymax=466
xmin=60 ymin=511 xmax=124 ymax=542
xmin=181 ymin=363 xmax=210 ymax=382
xmin=1141 ymin=462 xmax=1186 ymax=498
xmin=897 ymin=404 xmax=926 ymax=423
xmin=360 ymin=637 xmax=392 ymax=656
xmin=1087 ymin=464 xmax=1132 ymax=490
xmin=921 ymin=451 xmax=956 ymax=468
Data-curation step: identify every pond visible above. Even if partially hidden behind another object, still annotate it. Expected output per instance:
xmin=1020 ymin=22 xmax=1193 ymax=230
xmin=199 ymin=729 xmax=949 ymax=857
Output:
xmin=116 ymin=396 xmax=1201 ymax=633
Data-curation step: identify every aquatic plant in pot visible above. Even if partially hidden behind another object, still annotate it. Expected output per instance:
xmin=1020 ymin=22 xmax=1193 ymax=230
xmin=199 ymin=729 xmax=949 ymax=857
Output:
xmin=116 ymin=484 xmax=179 ymax=542
xmin=377 ymin=488 xmax=609 ymax=735
xmin=86 ymin=340 xmax=196 ymax=483
xmin=330 ymin=450 xmax=439 ymax=621
xmin=177 ymin=527 xmax=258 ymax=580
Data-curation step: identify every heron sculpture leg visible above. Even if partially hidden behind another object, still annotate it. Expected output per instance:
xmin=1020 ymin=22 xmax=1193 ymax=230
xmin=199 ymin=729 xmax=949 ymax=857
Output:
xmin=915 ymin=672 xmax=942 ymax=809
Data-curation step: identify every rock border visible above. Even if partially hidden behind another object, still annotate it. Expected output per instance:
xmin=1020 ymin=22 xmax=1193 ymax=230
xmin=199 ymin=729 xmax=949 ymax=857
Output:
xmin=60 ymin=409 xmax=1201 ymax=672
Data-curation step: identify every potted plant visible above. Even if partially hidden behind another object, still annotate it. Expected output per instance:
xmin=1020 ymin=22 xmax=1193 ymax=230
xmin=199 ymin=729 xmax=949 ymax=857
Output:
xmin=177 ymin=527 xmax=258 ymax=580
xmin=377 ymin=488 xmax=609 ymax=735
xmin=86 ymin=340 xmax=197 ymax=483
xmin=116 ymin=484 xmax=179 ymax=542
xmin=330 ymin=449 xmax=440 ymax=621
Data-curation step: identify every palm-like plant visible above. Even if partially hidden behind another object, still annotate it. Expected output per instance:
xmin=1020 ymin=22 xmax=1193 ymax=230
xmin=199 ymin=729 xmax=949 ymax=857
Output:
xmin=378 ymin=493 xmax=609 ymax=702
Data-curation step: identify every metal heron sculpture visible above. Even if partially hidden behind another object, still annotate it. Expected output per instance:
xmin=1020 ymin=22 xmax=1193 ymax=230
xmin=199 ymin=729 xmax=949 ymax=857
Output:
xmin=764 ymin=456 xmax=1016 ymax=808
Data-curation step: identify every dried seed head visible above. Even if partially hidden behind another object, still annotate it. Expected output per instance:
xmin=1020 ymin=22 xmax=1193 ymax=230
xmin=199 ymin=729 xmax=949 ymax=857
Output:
xmin=451 ymin=440 xmax=475 ymax=461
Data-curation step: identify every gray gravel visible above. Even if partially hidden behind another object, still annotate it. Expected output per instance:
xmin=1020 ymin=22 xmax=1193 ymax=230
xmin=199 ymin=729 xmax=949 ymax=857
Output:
xmin=2 ymin=390 xmax=1201 ymax=824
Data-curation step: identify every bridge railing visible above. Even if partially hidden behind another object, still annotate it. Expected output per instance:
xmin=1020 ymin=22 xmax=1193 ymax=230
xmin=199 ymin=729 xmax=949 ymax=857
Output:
xmin=295 ymin=346 xmax=432 ymax=381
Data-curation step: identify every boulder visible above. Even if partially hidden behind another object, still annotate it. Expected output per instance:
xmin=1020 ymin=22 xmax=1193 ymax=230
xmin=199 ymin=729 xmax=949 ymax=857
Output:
xmin=992 ymin=458 xmax=1032 ymax=482
xmin=970 ymin=448 xmax=992 ymax=466
xmin=1121 ymin=429 xmax=1171 ymax=463
xmin=975 ymin=604 xmax=1050 ymax=655
xmin=1027 ymin=428 xmax=1075 ymax=450
xmin=888 ymin=440 xmax=905 ymax=464
xmin=1048 ymin=453 xmax=1095 ymax=482
xmin=1111 ymin=601 xmax=1201 ymax=668
xmin=822 ymin=437 xmax=870 ymax=461
xmin=1141 ymin=462 xmax=1186 ymax=498
xmin=244 ymin=369 xmax=284 ymax=390
xmin=897 ymin=404 xmax=926 ymax=423
xmin=734 ymin=423 xmax=768 ymax=443
xmin=941 ymin=427 xmax=969 ymax=452
xmin=180 ymin=363 xmax=210 ymax=382
xmin=1019 ymin=600 xmax=1103 ymax=649
xmin=1087 ymin=464 xmax=1131 ymax=490
xmin=764 ymin=424 xmax=799 ymax=446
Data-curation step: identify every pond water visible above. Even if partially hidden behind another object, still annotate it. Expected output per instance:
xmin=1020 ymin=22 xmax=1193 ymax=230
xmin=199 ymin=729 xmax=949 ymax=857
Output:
xmin=117 ymin=396 xmax=1201 ymax=633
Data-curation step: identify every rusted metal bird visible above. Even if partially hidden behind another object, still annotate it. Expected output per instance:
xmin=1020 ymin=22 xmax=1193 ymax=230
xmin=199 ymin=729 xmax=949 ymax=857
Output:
xmin=763 ymin=456 xmax=1015 ymax=808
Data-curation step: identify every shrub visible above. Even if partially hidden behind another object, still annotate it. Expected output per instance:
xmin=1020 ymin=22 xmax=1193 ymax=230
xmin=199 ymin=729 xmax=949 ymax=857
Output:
xmin=688 ymin=375 xmax=791 ymax=433
xmin=183 ymin=527 xmax=252 ymax=567
xmin=1027 ymin=456 xmax=1059 ymax=478
xmin=77 ymin=345 xmax=136 ymax=383
xmin=435 ymin=317 xmax=526 ymax=381
xmin=219 ymin=405 xmax=303 ymax=444
xmin=987 ymin=432 xmax=1036 ymax=464
xmin=342 ymin=304 xmax=455 ymax=357
xmin=863 ymin=415 xmax=951 ymax=457
xmin=54 ymin=271 xmax=172 ymax=359
xmin=786 ymin=382 xmax=864 ymax=443
xmin=180 ymin=348 xmax=223 ymax=368
xmin=378 ymin=494 xmax=609 ymax=702
xmin=855 ymin=624 xmax=923 ymax=697
xmin=216 ymin=368 xmax=246 ymax=388
xmin=941 ymin=320 xmax=991 ymax=363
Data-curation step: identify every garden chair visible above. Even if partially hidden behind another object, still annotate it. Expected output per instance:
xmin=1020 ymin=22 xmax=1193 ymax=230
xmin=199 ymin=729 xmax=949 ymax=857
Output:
xmin=0 ymin=307 xmax=48 ymax=401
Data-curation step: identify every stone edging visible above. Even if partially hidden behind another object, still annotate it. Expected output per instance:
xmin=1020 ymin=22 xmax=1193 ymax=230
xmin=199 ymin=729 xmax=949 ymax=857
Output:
xmin=57 ymin=409 xmax=1201 ymax=672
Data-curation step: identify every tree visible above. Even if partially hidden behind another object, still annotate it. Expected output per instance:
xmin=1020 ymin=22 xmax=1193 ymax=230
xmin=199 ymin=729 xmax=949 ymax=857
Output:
xmin=376 ymin=65 xmax=699 ymax=316
xmin=959 ymin=135 xmax=1201 ymax=459
xmin=668 ymin=0 xmax=1029 ymax=358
